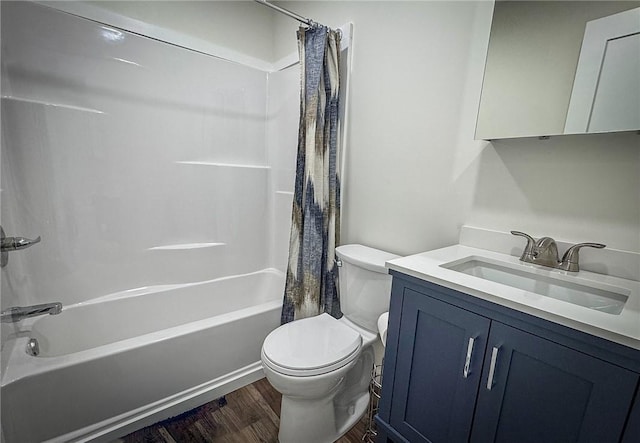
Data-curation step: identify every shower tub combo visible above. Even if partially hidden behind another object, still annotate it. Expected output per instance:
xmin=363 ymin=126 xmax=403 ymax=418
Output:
xmin=1 ymin=270 xmax=283 ymax=442
xmin=1 ymin=2 xmax=299 ymax=441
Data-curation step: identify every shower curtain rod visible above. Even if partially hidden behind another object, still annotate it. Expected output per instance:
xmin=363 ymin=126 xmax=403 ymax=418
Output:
xmin=253 ymin=0 xmax=325 ymax=29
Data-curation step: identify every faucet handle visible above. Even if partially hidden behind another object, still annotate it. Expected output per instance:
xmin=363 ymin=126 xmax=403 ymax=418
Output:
xmin=511 ymin=231 xmax=536 ymax=260
xmin=1 ymin=235 xmax=41 ymax=251
xmin=559 ymin=242 xmax=606 ymax=272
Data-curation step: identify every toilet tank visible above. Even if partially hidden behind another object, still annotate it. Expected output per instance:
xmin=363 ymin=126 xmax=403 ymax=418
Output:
xmin=335 ymin=244 xmax=400 ymax=332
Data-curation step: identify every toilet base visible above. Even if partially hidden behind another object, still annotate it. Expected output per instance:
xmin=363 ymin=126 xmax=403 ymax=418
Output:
xmin=278 ymin=391 xmax=369 ymax=443
xmin=275 ymin=347 xmax=375 ymax=443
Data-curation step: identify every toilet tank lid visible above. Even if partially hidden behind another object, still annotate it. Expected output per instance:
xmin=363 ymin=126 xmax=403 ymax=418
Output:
xmin=335 ymin=244 xmax=400 ymax=274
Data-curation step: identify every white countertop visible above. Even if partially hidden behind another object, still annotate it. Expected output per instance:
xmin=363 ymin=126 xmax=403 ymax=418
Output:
xmin=386 ymin=245 xmax=640 ymax=350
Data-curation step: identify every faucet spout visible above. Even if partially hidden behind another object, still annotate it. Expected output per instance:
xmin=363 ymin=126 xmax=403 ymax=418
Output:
xmin=532 ymin=237 xmax=560 ymax=268
xmin=0 ymin=302 xmax=63 ymax=323
xmin=512 ymin=231 xmax=560 ymax=268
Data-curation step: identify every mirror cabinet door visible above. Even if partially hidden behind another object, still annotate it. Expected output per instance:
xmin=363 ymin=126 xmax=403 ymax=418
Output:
xmin=476 ymin=1 xmax=640 ymax=140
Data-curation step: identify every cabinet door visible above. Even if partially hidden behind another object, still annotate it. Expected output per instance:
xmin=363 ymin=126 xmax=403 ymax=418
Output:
xmin=471 ymin=322 xmax=639 ymax=443
xmin=389 ymin=289 xmax=490 ymax=443
xmin=622 ymin=389 xmax=640 ymax=443
xmin=565 ymin=7 xmax=640 ymax=133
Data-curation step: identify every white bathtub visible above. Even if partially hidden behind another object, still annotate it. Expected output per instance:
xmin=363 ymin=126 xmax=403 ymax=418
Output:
xmin=1 ymin=269 xmax=283 ymax=443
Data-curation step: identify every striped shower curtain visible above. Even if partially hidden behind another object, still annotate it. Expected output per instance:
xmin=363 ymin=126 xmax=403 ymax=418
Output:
xmin=281 ymin=25 xmax=342 ymax=324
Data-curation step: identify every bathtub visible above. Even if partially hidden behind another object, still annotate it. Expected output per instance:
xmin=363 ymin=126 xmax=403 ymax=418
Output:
xmin=0 ymin=269 xmax=283 ymax=443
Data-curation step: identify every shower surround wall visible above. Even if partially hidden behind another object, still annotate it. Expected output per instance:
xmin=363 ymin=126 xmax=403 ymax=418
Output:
xmin=3 ymin=0 xmax=269 ymax=306
xmin=1 ymin=2 xmax=297 ymax=322
xmin=1 ymin=2 xmax=298 ymax=438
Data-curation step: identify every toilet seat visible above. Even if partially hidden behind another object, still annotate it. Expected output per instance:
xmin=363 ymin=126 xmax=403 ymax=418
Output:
xmin=262 ymin=313 xmax=362 ymax=377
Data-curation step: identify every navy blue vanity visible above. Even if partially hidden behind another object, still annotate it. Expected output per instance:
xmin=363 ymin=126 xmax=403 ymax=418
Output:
xmin=376 ymin=270 xmax=640 ymax=443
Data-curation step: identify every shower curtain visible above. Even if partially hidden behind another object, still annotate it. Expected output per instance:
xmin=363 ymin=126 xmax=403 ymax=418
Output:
xmin=281 ymin=25 xmax=342 ymax=324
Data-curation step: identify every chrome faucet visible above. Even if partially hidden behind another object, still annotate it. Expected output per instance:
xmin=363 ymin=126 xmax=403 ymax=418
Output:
xmin=511 ymin=231 xmax=605 ymax=272
xmin=0 ymin=302 xmax=63 ymax=323
xmin=1 ymin=226 xmax=42 ymax=268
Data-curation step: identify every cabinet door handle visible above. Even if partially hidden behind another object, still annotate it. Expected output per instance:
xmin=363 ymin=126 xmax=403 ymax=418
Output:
xmin=486 ymin=346 xmax=500 ymax=390
xmin=463 ymin=337 xmax=475 ymax=378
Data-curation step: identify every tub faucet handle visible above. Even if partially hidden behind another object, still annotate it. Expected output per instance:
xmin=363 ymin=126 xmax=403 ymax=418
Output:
xmin=559 ymin=242 xmax=606 ymax=272
xmin=1 ymin=226 xmax=41 ymax=267
xmin=1 ymin=235 xmax=41 ymax=251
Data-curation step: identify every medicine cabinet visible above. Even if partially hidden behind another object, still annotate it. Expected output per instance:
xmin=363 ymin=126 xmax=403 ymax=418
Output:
xmin=476 ymin=1 xmax=640 ymax=140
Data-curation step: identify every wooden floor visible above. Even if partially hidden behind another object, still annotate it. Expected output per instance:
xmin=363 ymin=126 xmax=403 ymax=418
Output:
xmin=119 ymin=378 xmax=369 ymax=443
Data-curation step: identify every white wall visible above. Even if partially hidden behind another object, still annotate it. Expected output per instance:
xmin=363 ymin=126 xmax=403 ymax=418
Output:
xmin=272 ymin=1 xmax=494 ymax=255
xmin=272 ymin=1 xmax=640 ymax=258
xmin=469 ymin=133 xmax=640 ymax=252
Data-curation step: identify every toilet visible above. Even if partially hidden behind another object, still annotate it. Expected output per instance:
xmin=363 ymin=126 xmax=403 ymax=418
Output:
xmin=261 ymin=244 xmax=399 ymax=443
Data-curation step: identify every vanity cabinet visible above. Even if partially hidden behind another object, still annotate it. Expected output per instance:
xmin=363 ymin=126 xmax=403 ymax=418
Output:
xmin=388 ymin=289 xmax=490 ymax=442
xmin=377 ymin=273 xmax=640 ymax=443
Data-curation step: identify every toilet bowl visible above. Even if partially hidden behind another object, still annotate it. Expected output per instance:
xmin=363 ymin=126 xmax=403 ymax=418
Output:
xmin=261 ymin=244 xmax=399 ymax=443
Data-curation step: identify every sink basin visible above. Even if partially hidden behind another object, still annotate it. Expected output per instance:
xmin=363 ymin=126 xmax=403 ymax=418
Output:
xmin=441 ymin=257 xmax=629 ymax=315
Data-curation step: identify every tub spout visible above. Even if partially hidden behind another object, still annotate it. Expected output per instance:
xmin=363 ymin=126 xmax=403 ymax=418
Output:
xmin=1 ymin=302 xmax=63 ymax=323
